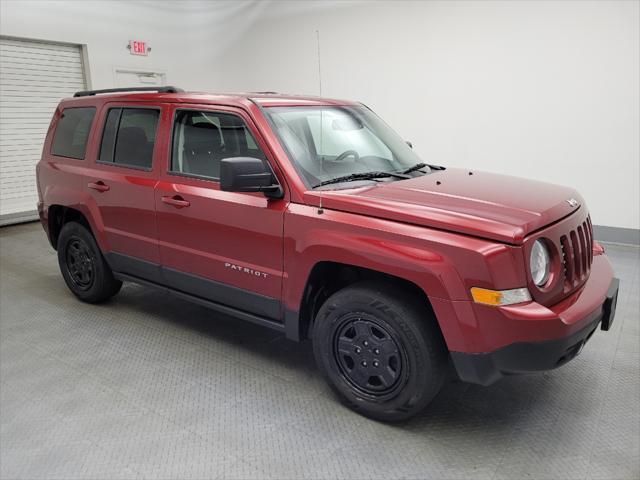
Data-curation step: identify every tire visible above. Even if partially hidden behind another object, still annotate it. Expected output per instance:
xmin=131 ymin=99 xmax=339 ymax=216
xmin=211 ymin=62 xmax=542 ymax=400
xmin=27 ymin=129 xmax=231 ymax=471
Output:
xmin=312 ymin=281 xmax=447 ymax=422
xmin=57 ymin=221 xmax=122 ymax=303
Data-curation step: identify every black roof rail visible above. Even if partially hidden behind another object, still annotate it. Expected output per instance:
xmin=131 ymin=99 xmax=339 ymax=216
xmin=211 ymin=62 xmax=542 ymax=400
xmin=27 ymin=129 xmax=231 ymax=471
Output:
xmin=73 ymin=86 xmax=185 ymax=97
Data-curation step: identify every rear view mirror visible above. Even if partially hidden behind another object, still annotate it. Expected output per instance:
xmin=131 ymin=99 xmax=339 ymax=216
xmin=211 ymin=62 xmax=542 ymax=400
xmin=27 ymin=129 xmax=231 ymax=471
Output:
xmin=220 ymin=157 xmax=283 ymax=198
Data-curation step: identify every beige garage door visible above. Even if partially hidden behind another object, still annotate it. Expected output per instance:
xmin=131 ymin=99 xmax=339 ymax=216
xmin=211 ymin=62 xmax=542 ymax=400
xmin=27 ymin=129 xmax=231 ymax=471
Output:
xmin=0 ymin=37 xmax=87 ymax=225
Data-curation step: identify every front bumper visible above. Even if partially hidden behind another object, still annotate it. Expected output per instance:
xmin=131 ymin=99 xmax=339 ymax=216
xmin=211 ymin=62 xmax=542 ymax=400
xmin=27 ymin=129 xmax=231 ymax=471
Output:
xmin=449 ymin=259 xmax=619 ymax=386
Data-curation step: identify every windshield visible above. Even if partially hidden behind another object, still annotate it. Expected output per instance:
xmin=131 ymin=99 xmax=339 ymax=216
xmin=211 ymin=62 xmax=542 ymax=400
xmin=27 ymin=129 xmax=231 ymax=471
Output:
xmin=264 ymin=105 xmax=425 ymax=188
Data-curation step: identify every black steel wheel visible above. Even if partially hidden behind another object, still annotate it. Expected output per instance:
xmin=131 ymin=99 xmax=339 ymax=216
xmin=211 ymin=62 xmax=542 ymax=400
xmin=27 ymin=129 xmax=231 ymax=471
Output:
xmin=334 ymin=316 xmax=406 ymax=396
xmin=313 ymin=281 xmax=447 ymax=422
xmin=57 ymin=221 xmax=122 ymax=303
xmin=65 ymin=238 xmax=95 ymax=290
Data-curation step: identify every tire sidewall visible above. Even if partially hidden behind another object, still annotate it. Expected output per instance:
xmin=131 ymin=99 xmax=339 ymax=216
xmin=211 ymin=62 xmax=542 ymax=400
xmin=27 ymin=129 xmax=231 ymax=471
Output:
xmin=313 ymin=285 xmax=443 ymax=420
xmin=57 ymin=222 xmax=113 ymax=302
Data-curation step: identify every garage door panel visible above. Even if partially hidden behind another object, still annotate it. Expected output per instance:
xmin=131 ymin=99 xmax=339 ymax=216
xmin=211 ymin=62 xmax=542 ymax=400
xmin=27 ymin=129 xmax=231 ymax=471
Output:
xmin=1 ymin=107 xmax=63 ymax=114
xmin=0 ymin=39 xmax=80 ymax=53
xmin=0 ymin=148 xmax=43 ymax=156
xmin=0 ymin=76 xmax=85 ymax=86
xmin=0 ymin=84 xmax=85 ymax=94
xmin=0 ymin=134 xmax=47 ymax=142
xmin=1 ymin=62 xmax=84 ymax=75
xmin=0 ymin=112 xmax=57 ymax=125
xmin=0 ymin=47 xmax=82 ymax=58
xmin=0 ymin=104 xmax=62 ymax=112
xmin=0 ymin=134 xmax=46 ymax=142
xmin=1 ymin=54 xmax=82 ymax=66
xmin=1 ymin=192 xmax=38 ymax=203
xmin=1 ymin=161 xmax=41 ymax=169
xmin=1 ymin=168 xmax=39 ymax=177
xmin=0 ymin=37 xmax=86 ymax=220
xmin=0 ymin=51 xmax=83 ymax=65
xmin=0 ymin=47 xmax=81 ymax=61
xmin=1 ymin=179 xmax=38 ymax=190
xmin=1 ymin=70 xmax=83 ymax=82
xmin=0 ymin=175 xmax=39 ymax=184
xmin=1 ymin=106 xmax=61 ymax=113
xmin=0 ymin=86 xmax=84 ymax=97
xmin=1 ymin=70 xmax=84 ymax=80
xmin=0 ymin=152 xmax=43 ymax=160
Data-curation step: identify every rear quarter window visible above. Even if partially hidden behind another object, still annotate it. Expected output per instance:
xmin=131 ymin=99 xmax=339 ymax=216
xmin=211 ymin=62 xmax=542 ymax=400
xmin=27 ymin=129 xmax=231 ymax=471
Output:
xmin=51 ymin=107 xmax=96 ymax=159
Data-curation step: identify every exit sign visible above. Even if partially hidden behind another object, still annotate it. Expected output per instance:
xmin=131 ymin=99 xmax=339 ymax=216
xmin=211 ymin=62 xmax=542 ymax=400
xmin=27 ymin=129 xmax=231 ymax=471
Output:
xmin=129 ymin=40 xmax=148 ymax=56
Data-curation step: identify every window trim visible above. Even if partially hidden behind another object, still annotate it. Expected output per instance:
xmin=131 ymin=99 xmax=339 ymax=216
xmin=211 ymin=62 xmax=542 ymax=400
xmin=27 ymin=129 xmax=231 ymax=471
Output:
xmin=96 ymin=105 xmax=161 ymax=172
xmin=168 ymin=107 xmax=268 ymax=182
xmin=50 ymin=106 xmax=97 ymax=160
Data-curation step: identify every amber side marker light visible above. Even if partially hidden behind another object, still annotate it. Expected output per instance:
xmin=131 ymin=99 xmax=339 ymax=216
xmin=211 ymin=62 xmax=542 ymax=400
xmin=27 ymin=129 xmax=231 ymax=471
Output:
xmin=470 ymin=287 xmax=532 ymax=306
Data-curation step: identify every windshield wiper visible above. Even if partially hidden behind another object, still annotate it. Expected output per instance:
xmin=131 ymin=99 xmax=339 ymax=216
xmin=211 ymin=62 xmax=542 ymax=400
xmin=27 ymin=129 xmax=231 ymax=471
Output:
xmin=401 ymin=162 xmax=446 ymax=174
xmin=313 ymin=171 xmax=409 ymax=188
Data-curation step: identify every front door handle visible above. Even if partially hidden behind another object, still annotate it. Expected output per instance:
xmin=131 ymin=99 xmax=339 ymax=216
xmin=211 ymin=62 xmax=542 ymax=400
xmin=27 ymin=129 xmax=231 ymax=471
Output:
xmin=161 ymin=195 xmax=190 ymax=208
xmin=88 ymin=181 xmax=110 ymax=192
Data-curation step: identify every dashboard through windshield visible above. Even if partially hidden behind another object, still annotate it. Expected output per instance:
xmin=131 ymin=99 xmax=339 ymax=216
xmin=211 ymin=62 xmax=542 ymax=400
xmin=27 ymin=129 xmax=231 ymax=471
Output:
xmin=264 ymin=105 xmax=426 ymax=188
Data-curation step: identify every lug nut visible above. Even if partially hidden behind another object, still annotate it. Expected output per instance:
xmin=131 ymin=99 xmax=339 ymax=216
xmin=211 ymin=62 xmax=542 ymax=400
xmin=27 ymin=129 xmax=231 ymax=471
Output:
xmin=373 ymin=348 xmax=380 ymax=355
xmin=361 ymin=361 xmax=368 ymax=367
xmin=355 ymin=347 xmax=361 ymax=354
xmin=373 ymin=361 xmax=380 ymax=367
xmin=363 ymin=341 xmax=369 ymax=347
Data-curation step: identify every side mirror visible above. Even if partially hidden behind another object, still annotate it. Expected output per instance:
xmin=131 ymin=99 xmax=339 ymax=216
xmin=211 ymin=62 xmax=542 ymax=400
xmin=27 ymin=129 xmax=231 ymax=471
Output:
xmin=220 ymin=157 xmax=283 ymax=198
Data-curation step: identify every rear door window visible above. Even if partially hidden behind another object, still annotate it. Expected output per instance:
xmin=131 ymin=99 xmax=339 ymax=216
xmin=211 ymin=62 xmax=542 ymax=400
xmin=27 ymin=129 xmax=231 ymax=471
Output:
xmin=98 ymin=107 xmax=159 ymax=169
xmin=51 ymin=107 xmax=96 ymax=159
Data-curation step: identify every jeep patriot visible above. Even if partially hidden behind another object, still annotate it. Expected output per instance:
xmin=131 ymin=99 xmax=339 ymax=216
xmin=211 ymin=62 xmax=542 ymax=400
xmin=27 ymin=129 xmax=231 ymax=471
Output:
xmin=36 ymin=86 xmax=619 ymax=421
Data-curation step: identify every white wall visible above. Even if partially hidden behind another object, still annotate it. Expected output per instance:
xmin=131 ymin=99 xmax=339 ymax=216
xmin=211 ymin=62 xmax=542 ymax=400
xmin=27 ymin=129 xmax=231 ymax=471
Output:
xmin=1 ymin=0 xmax=638 ymax=230
xmin=214 ymin=0 xmax=640 ymax=231
xmin=0 ymin=0 xmax=265 ymax=91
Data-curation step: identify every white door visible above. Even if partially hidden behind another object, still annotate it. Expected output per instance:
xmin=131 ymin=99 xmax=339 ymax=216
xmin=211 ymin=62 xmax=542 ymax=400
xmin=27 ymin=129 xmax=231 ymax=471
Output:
xmin=0 ymin=37 xmax=87 ymax=225
xmin=114 ymin=69 xmax=166 ymax=87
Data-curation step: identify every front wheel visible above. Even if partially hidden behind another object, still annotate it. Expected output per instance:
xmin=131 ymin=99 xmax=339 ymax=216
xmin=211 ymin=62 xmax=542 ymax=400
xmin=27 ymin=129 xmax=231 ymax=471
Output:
xmin=312 ymin=281 xmax=447 ymax=421
xmin=57 ymin=222 xmax=122 ymax=303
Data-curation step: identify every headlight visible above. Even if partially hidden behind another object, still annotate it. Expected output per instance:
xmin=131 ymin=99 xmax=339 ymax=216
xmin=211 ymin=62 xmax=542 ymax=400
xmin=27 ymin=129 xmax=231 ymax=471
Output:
xmin=530 ymin=239 xmax=551 ymax=287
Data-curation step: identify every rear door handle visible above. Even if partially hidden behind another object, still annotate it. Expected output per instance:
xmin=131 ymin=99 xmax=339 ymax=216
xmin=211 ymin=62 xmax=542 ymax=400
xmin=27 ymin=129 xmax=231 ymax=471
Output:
xmin=161 ymin=195 xmax=190 ymax=208
xmin=88 ymin=181 xmax=110 ymax=192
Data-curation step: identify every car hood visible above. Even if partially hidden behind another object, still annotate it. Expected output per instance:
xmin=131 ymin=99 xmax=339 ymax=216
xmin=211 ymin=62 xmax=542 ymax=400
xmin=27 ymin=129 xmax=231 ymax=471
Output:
xmin=304 ymin=168 xmax=584 ymax=244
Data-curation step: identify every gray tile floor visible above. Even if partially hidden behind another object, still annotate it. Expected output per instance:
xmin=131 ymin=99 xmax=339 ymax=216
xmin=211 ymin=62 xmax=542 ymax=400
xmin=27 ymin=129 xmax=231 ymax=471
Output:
xmin=0 ymin=222 xmax=638 ymax=480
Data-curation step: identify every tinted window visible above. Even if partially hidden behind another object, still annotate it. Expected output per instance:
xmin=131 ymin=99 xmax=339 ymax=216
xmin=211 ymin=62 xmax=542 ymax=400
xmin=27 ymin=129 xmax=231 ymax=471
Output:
xmin=51 ymin=107 xmax=96 ymax=159
xmin=171 ymin=110 xmax=265 ymax=180
xmin=98 ymin=108 xmax=159 ymax=169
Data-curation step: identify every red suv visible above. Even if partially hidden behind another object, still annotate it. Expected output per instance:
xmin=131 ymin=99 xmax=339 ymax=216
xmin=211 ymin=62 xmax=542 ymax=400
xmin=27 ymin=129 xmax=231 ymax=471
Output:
xmin=36 ymin=86 xmax=619 ymax=421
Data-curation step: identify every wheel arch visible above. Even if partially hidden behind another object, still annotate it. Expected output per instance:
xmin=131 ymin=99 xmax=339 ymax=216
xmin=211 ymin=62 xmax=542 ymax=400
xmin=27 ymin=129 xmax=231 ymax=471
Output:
xmin=47 ymin=205 xmax=93 ymax=250
xmin=288 ymin=261 xmax=441 ymax=342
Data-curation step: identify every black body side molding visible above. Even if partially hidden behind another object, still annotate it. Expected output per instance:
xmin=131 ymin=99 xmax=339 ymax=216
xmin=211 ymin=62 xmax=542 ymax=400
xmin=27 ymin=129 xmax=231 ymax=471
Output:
xmin=104 ymin=251 xmax=298 ymax=338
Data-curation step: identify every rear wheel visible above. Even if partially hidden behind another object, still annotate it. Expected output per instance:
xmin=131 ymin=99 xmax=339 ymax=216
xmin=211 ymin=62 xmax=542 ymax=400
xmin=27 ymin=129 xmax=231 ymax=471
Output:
xmin=312 ymin=281 xmax=447 ymax=421
xmin=57 ymin=222 xmax=121 ymax=303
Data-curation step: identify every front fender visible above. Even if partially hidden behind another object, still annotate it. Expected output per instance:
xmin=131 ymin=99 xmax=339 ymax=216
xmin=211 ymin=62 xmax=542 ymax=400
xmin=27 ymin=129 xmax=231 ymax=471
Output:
xmin=283 ymin=203 xmax=526 ymax=348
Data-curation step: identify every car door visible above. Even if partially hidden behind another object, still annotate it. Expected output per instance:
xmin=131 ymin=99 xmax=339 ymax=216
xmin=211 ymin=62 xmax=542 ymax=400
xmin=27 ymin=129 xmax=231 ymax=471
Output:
xmin=154 ymin=104 xmax=287 ymax=321
xmin=85 ymin=103 xmax=168 ymax=281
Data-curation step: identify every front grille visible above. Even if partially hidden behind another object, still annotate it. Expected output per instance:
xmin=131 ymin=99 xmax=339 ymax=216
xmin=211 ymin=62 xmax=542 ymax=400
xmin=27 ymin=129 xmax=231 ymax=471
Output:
xmin=560 ymin=215 xmax=593 ymax=289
